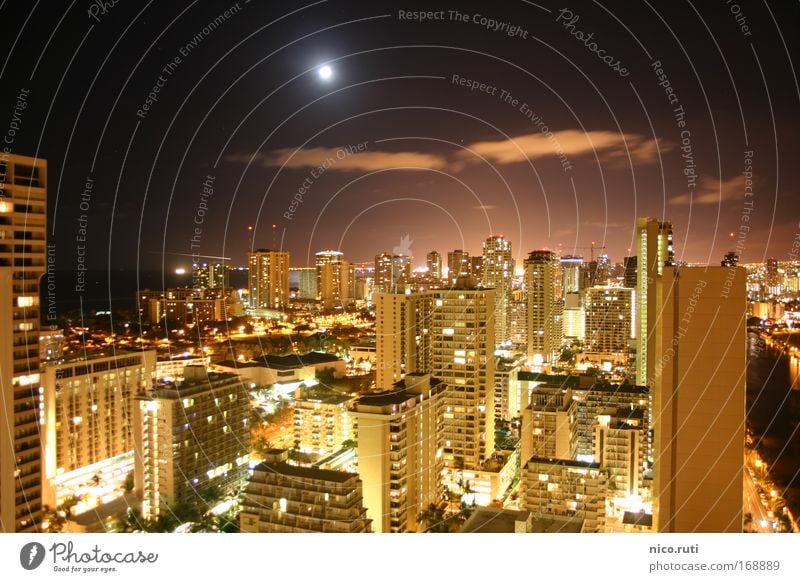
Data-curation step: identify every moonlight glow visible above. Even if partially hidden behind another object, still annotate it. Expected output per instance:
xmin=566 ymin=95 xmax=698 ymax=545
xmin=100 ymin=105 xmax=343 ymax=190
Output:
xmin=318 ymin=65 xmax=332 ymax=80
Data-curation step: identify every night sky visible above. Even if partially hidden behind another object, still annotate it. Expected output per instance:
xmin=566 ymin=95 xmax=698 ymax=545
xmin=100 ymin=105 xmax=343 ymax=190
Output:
xmin=2 ymin=0 xmax=799 ymax=300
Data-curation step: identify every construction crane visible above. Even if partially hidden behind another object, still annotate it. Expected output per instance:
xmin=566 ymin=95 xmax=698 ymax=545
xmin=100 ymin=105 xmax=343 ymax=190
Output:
xmin=563 ymin=242 xmax=608 ymax=262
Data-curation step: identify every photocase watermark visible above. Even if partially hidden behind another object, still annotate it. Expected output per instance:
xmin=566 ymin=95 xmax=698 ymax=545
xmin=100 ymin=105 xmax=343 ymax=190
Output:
xmin=651 ymin=60 xmax=696 ymax=193
xmin=722 ymin=149 xmax=754 ymax=299
xmin=74 ymin=175 xmax=94 ymax=293
xmin=788 ymin=222 xmax=800 ymax=262
xmin=136 ymin=2 xmax=244 ymax=119
xmin=555 ymin=8 xmax=629 ymax=77
xmin=397 ymin=9 xmax=529 ymax=38
xmin=46 ymin=243 xmax=57 ymax=321
xmin=190 ymin=174 xmax=215 ymax=284
xmin=283 ymin=141 xmax=369 ymax=220
xmin=450 ymin=74 xmax=573 ymax=172
xmin=20 ymin=542 xmax=46 ymax=571
xmin=87 ymin=0 xmax=121 ymax=23
xmin=725 ymin=0 xmax=753 ymax=38
xmin=2 ymin=88 xmax=29 ymax=157
xmin=20 ymin=541 xmax=158 ymax=574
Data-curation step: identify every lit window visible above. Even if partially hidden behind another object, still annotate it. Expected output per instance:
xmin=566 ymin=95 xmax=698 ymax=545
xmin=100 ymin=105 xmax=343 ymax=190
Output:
xmin=17 ymin=296 xmax=34 ymax=307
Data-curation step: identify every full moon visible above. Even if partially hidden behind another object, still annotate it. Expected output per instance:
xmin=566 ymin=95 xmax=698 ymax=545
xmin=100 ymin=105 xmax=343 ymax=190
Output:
xmin=318 ymin=65 xmax=333 ymax=80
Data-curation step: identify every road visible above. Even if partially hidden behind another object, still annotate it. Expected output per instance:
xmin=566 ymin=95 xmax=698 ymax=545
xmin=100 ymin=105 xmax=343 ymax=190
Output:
xmin=743 ymin=468 xmax=775 ymax=532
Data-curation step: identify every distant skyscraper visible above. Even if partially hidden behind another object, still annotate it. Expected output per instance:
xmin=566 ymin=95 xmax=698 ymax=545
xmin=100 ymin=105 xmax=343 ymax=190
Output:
xmin=623 ymin=256 xmax=638 ymax=288
xmin=426 ymin=251 xmax=442 ymax=280
xmin=374 ymin=253 xmax=411 ymax=294
xmin=482 ymin=235 xmax=513 ymax=346
xmin=583 ymin=286 xmax=634 ymax=356
xmin=524 ymin=250 xmax=563 ymax=364
xmin=652 ymin=266 xmax=745 ymax=532
xmin=192 ymin=262 xmax=229 ymax=290
xmin=248 ymin=250 xmax=289 ymax=310
xmin=316 ymin=250 xmax=350 ymax=308
xmin=470 ymin=255 xmax=483 ymax=282
xmin=721 ymin=252 xmax=739 ymax=268
xmin=560 ymin=255 xmax=583 ymax=294
xmin=635 ymin=217 xmax=674 ymax=386
xmin=289 ymin=267 xmax=317 ymax=300
xmin=446 ymin=249 xmax=470 ymax=286
xmin=0 ymin=153 xmax=47 ymax=532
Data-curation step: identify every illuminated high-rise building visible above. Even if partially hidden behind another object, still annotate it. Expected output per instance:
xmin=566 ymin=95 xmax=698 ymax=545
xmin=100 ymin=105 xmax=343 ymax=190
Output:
xmin=635 ymin=217 xmax=674 ymax=386
xmin=289 ymin=267 xmax=317 ymax=300
xmin=482 ymin=235 xmax=513 ymax=346
xmin=431 ymin=284 xmax=496 ymax=475
xmin=583 ymin=286 xmax=634 ymax=356
xmin=0 ymin=153 xmax=47 ymax=532
xmin=652 ymin=266 xmax=745 ymax=533
xmin=374 ymin=283 xmax=496 ymax=483
xmin=374 ymin=252 xmax=411 ymax=294
xmin=353 ymin=374 xmax=445 ymax=532
xmin=560 ymin=255 xmax=583 ymax=294
xmin=133 ymin=367 xmax=249 ymax=520
xmin=41 ymin=350 xmax=157 ymax=509
xmin=524 ymin=250 xmax=563 ymax=365
xmin=623 ymin=256 xmax=637 ymax=288
xmin=192 ymin=262 xmax=229 ymax=290
xmin=446 ymin=249 xmax=470 ymax=286
xmin=248 ymin=249 xmax=289 ymax=310
xmin=426 ymin=251 xmax=442 ymax=281
xmin=316 ymin=250 xmax=351 ymax=308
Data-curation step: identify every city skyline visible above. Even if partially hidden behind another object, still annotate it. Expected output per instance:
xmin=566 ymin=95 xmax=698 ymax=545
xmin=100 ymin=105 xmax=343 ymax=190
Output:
xmin=1 ymin=0 xmax=799 ymax=547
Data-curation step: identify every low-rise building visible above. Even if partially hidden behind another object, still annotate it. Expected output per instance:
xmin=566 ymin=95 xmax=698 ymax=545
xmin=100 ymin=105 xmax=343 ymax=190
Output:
xmin=240 ymin=450 xmax=370 ymax=533
xmin=41 ymin=350 xmax=157 ymax=508
xmin=520 ymin=457 xmax=608 ymax=533
xmin=293 ymin=388 xmax=355 ymax=456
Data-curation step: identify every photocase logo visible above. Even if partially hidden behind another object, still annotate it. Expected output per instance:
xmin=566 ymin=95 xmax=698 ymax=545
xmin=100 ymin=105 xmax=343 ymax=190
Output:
xmin=393 ymin=234 xmax=413 ymax=256
xmin=20 ymin=542 xmax=46 ymax=570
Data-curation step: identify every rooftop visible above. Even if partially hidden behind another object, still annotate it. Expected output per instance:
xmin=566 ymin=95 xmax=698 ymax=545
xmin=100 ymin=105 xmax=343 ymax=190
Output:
xmin=461 ymin=508 xmax=583 ymax=533
xmin=526 ymin=457 xmax=602 ymax=470
xmin=217 ymin=351 xmax=340 ymax=371
xmin=253 ymin=461 xmax=356 ymax=484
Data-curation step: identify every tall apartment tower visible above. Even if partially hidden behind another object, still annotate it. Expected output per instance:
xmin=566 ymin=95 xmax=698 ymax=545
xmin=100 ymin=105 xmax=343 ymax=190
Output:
xmin=374 ymin=253 xmax=411 ymax=294
xmin=623 ymin=256 xmax=638 ymax=288
xmin=635 ymin=217 xmax=674 ymax=386
xmin=374 ymin=285 xmax=496 ymax=477
xmin=374 ymin=291 xmax=430 ymax=389
xmin=0 ymin=154 xmax=47 ymax=532
xmin=316 ymin=250 xmax=350 ymax=308
xmin=520 ymin=385 xmax=578 ymax=463
xmin=653 ymin=266 xmax=745 ymax=532
xmin=524 ymin=250 xmax=563 ymax=365
xmin=426 ymin=251 xmax=442 ymax=281
xmin=560 ymin=255 xmax=583 ymax=294
xmin=583 ymin=286 xmax=634 ymax=356
xmin=134 ymin=367 xmax=250 ymax=519
xmin=248 ymin=250 xmax=289 ymax=310
xmin=446 ymin=249 xmax=470 ymax=286
xmin=353 ymin=374 xmax=445 ymax=532
xmin=432 ymin=284 xmax=496 ymax=475
xmin=482 ymin=235 xmax=513 ymax=346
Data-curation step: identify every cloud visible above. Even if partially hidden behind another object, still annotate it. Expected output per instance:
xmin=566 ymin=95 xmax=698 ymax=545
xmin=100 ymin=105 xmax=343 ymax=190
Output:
xmin=473 ymin=204 xmax=496 ymax=211
xmin=460 ymin=130 xmax=669 ymax=166
xmin=225 ymin=146 xmax=449 ymax=172
xmin=670 ymin=175 xmax=747 ymax=205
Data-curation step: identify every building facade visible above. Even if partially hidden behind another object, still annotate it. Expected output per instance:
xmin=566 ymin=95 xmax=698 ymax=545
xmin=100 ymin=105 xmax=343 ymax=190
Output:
xmin=524 ymin=250 xmax=563 ymax=365
xmin=240 ymin=450 xmax=370 ymax=533
xmin=133 ymin=367 xmax=249 ymax=519
xmin=0 ymin=153 xmax=47 ymax=532
xmin=248 ymin=249 xmax=290 ymax=310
